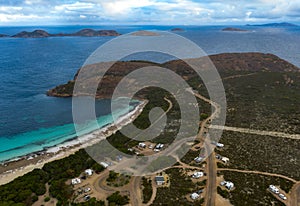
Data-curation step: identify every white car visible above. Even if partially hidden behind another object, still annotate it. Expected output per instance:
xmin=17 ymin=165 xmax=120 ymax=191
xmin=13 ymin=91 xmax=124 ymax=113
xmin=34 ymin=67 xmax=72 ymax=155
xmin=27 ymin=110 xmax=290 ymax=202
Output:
xmin=279 ymin=194 xmax=287 ymax=200
xmin=84 ymin=187 xmax=91 ymax=193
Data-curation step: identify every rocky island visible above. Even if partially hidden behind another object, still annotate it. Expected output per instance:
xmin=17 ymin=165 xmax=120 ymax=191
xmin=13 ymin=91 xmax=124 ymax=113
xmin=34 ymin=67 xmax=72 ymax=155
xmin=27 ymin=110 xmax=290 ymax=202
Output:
xmin=5 ymin=29 xmax=121 ymax=38
xmin=171 ymin=28 xmax=185 ymax=32
xmin=130 ymin=30 xmax=160 ymax=36
xmin=0 ymin=34 xmax=8 ymax=37
xmin=222 ymin=27 xmax=248 ymax=32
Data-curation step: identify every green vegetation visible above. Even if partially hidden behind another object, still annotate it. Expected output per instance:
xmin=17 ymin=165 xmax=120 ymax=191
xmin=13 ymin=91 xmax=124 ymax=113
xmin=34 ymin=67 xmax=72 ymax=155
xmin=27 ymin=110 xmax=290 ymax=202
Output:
xmin=106 ymin=171 xmax=130 ymax=187
xmin=217 ymin=186 xmax=230 ymax=199
xmin=180 ymin=150 xmax=199 ymax=164
xmin=217 ymin=131 xmax=300 ymax=180
xmin=221 ymin=71 xmax=300 ymax=134
xmin=220 ymin=171 xmax=293 ymax=206
xmin=44 ymin=196 xmax=50 ymax=202
xmin=72 ymin=198 xmax=105 ymax=206
xmin=0 ymin=149 xmax=105 ymax=206
xmin=152 ymin=168 xmax=201 ymax=206
xmin=142 ymin=177 xmax=153 ymax=203
xmin=106 ymin=192 xmax=129 ymax=206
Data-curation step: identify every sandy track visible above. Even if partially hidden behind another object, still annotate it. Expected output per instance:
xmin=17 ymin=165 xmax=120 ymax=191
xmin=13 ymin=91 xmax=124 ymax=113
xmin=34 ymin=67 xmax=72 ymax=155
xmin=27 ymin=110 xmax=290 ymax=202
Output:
xmin=209 ymin=125 xmax=300 ymax=140
xmin=217 ymin=168 xmax=297 ymax=183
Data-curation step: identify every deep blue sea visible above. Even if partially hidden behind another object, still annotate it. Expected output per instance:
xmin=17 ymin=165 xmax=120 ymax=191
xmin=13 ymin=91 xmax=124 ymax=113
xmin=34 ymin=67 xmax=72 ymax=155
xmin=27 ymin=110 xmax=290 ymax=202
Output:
xmin=0 ymin=25 xmax=300 ymax=162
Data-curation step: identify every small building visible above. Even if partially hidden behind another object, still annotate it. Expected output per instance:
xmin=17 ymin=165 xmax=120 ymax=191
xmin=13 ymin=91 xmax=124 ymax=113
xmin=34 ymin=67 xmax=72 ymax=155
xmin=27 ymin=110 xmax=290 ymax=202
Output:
xmin=138 ymin=143 xmax=146 ymax=148
xmin=100 ymin=162 xmax=109 ymax=168
xmin=194 ymin=156 xmax=204 ymax=163
xmin=71 ymin=178 xmax=81 ymax=185
xmin=192 ymin=171 xmax=204 ymax=178
xmin=155 ymin=176 xmax=165 ymax=185
xmin=221 ymin=157 xmax=229 ymax=163
xmin=190 ymin=192 xmax=200 ymax=200
xmin=85 ymin=169 xmax=93 ymax=176
xmin=225 ymin=181 xmax=234 ymax=190
xmin=221 ymin=181 xmax=234 ymax=190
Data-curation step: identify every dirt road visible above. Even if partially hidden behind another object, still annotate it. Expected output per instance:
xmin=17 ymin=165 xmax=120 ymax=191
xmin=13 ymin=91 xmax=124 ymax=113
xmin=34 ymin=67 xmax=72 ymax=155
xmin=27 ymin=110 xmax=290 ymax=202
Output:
xmin=209 ymin=125 xmax=300 ymax=140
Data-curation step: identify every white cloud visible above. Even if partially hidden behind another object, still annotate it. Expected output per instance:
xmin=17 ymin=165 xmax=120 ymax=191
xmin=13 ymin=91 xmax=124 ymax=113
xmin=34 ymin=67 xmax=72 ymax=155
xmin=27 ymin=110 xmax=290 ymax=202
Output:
xmin=0 ymin=0 xmax=300 ymax=25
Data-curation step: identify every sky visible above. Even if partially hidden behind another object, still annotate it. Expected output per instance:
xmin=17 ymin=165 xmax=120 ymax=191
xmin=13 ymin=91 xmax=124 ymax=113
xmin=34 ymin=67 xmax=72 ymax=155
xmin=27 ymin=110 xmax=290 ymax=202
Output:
xmin=0 ymin=0 xmax=300 ymax=25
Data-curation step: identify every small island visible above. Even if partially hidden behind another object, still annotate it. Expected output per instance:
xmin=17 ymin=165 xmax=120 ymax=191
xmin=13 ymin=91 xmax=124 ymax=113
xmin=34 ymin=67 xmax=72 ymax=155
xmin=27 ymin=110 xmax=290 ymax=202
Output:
xmin=3 ymin=29 xmax=121 ymax=38
xmin=171 ymin=28 xmax=185 ymax=32
xmin=222 ymin=27 xmax=249 ymax=32
xmin=130 ymin=30 xmax=160 ymax=36
xmin=0 ymin=34 xmax=8 ymax=37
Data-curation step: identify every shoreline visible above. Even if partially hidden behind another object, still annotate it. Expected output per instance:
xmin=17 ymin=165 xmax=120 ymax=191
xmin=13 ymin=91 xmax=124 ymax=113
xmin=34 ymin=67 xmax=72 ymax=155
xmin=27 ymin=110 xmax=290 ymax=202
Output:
xmin=0 ymin=101 xmax=147 ymax=186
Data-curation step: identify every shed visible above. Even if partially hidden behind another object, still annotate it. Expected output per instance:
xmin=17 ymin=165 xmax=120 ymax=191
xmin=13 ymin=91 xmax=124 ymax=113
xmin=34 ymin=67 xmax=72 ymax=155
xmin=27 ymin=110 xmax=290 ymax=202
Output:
xmin=85 ymin=169 xmax=93 ymax=176
xmin=155 ymin=176 xmax=165 ymax=185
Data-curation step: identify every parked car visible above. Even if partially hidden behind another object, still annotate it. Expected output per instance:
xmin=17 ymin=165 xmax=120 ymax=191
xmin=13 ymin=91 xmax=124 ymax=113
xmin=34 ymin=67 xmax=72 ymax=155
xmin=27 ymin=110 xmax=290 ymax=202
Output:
xmin=279 ymin=193 xmax=287 ymax=200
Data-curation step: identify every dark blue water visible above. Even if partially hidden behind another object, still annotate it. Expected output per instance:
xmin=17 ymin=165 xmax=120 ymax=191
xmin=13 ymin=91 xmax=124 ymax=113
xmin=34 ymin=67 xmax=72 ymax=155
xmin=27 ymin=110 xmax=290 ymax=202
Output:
xmin=0 ymin=25 xmax=299 ymax=162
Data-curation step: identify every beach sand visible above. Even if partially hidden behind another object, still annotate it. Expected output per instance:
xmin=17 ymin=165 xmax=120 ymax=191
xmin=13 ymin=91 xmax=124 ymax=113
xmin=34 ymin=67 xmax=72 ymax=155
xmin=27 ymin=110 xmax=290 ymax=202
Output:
xmin=0 ymin=101 xmax=147 ymax=186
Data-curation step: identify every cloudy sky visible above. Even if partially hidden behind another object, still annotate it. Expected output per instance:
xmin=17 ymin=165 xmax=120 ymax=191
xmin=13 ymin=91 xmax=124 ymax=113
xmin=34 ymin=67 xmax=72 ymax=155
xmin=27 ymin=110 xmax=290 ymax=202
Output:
xmin=0 ymin=0 xmax=299 ymax=25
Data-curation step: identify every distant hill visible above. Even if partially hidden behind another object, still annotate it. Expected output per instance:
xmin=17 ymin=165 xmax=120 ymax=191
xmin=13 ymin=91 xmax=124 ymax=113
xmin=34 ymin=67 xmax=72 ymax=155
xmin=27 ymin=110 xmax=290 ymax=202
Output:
xmin=222 ymin=27 xmax=248 ymax=32
xmin=11 ymin=29 xmax=120 ymax=38
xmin=12 ymin=30 xmax=51 ymax=38
xmin=246 ymin=22 xmax=298 ymax=27
xmin=0 ymin=34 xmax=8 ymax=37
xmin=72 ymin=29 xmax=120 ymax=37
xmin=47 ymin=52 xmax=299 ymax=99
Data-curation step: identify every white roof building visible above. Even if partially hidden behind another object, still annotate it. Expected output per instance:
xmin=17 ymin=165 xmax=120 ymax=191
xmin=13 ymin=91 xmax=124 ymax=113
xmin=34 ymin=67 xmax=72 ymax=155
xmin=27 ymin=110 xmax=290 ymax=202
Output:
xmin=221 ymin=157 xmax=229 ymax=163
xmin=85 ymin=169 xmax=93 ymax=176
xmin=71 ymin=178 xmax=81 ymax=185
xmin=100 ymin=162 xmax=109 ymax=168
xmin=225 ymin=181 xmax=234 ymax=190
xmin=190 ymin=192 xmax=200 ymax=200
xmin=220 ymin=181 xmax=234 ymax=190
xmin=194 ymin=156 xmax=204 ymax=163
xmin=192 ymin=171 xmax=204 ymax=178
xmin=138 ymin=143 xmax=146 ymax=148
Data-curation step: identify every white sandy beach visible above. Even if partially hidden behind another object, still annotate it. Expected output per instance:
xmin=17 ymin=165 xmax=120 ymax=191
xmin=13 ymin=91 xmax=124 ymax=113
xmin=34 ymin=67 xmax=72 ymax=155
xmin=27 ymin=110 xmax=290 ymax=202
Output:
xmin=0 ymin=101 xmax=147 ymax=186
